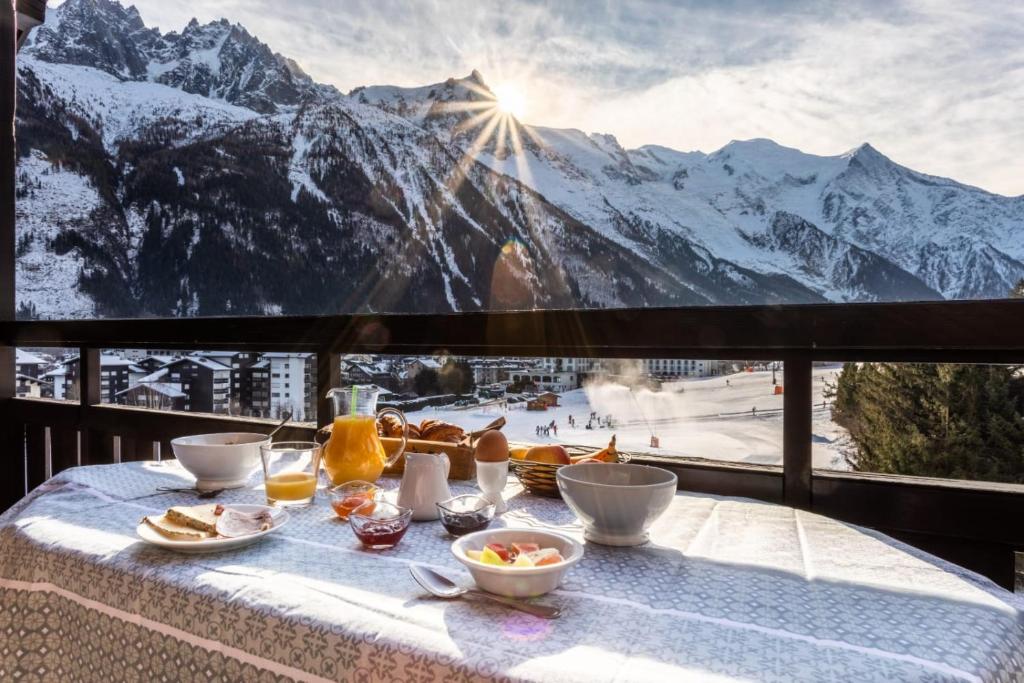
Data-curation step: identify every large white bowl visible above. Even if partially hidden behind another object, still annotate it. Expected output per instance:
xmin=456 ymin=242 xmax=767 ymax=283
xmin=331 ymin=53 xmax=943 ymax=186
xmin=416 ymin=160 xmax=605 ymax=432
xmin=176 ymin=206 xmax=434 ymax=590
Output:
xmin=170 ymin=432 xmax=270 ymax=490
xmin=451 ymin=528 xmax=584 ymax=598
xmin=557 ymin=463 xmax=677 ymax=546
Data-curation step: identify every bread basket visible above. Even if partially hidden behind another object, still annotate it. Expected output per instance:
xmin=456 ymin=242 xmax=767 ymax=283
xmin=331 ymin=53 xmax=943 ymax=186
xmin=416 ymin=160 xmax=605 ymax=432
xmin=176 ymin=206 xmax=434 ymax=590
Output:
xmin=509 ymin=445 xmax=630 ymax=499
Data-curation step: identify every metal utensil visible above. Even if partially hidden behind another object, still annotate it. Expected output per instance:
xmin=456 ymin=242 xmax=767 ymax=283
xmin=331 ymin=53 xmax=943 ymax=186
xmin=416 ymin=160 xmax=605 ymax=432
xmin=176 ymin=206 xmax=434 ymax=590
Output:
xmin=267 ymin=412 xmax=292 ymax=442
xmin=409 ymin=565 xmax=562 ymax=619
xmin=155 ymin=486 xmax=225 ymax=499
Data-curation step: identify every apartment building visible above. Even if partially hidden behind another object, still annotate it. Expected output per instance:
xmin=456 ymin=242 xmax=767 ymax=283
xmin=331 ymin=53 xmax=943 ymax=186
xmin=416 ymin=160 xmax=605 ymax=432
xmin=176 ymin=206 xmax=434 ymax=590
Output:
xmin=160 ymin=356 xmax=231 ymax=413
xmin=263 ymin=353 xmax=315 ymax=421
xmin=43 ymin=354 xmax=145 ymax=402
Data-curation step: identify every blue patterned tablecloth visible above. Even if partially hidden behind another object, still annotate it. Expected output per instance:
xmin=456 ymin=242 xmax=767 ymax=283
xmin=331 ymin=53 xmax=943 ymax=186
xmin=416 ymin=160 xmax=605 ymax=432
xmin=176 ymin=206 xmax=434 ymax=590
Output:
xmin=0 ymin=460 xmax=1022 ymax=682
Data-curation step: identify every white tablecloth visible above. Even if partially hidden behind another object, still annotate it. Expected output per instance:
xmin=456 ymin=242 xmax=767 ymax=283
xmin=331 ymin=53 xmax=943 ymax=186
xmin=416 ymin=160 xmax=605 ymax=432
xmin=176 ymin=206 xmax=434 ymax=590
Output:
xmin=1 ymin=460 xmax=1022 ymax=682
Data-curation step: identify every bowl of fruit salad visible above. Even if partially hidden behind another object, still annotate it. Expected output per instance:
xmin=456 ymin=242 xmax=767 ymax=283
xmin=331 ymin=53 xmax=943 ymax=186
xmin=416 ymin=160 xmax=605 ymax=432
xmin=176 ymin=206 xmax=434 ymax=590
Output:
xmin=451 ymin=528 xmax=584 ymax=598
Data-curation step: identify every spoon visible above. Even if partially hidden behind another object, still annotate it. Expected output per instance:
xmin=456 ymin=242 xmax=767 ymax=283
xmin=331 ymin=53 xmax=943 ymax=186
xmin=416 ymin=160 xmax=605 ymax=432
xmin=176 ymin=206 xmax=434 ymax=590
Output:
xmin=267 ymin=412 xmax=293 ymax=442
xmin=155 ymin=486 xmax=225 ymax=498
xmin=409 ymin=565 xmax=562 ymax=619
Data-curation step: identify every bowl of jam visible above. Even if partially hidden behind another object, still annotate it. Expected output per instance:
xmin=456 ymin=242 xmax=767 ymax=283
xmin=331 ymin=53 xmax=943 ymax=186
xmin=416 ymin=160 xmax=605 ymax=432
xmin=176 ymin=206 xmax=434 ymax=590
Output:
xmin=436 ymin=495 xmax=496 ymax=537
xmin=349 ymin=500 xmax=412 ymax=549
xmin=329 ymin=480 xmax=378 ymax=521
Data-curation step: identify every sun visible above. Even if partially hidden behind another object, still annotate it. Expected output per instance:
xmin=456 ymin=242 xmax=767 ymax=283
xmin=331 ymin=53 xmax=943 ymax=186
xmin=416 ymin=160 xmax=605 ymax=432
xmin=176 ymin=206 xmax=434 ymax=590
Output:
xmin=492 ymin=83 xmax=527 ymax=120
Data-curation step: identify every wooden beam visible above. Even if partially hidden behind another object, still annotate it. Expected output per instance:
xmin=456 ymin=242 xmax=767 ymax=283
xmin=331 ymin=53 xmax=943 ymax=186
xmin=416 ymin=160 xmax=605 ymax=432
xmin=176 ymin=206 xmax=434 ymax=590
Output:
xmin=3 ymin=300 xmax=1024 ymax=359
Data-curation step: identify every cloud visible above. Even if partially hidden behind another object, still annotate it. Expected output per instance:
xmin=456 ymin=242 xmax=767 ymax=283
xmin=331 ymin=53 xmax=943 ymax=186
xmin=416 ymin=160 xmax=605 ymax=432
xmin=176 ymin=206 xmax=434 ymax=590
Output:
xmin=73 ymin=0 xmax=1024 ymax=195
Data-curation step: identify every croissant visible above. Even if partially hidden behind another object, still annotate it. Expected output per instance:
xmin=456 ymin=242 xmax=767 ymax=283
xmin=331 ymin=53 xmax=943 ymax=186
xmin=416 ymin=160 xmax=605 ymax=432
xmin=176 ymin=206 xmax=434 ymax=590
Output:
xmin=420 ymin=421 xmax=465 ymax=443
xmin=377 ymin=414 xmax=404 ymax=438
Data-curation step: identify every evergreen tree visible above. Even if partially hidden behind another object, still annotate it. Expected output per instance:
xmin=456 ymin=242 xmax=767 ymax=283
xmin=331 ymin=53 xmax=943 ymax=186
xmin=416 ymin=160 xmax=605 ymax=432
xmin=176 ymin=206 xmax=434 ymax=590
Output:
xmin=829 ymin=362 xmax=1024 ymax=482
xmin=1011 ymin=279 xmax=1024 ymax=298
xmin=413 ymin=369 xmax=441 ymax=396
xmin=439 ymin=359 xmax=475 ymax=395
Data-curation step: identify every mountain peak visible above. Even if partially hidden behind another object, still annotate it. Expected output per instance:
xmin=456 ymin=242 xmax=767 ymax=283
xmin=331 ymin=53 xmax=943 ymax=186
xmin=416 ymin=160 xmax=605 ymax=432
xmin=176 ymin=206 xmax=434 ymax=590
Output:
xmin=25 ymin=0 xmax=330 ymax=113
xmin=841 ymin=142 xmax=897 ymax=176
xmin=467 ymin=69 xmax=487 ymax=87
xmin=844 ymin=141 xmax=886 ymax=161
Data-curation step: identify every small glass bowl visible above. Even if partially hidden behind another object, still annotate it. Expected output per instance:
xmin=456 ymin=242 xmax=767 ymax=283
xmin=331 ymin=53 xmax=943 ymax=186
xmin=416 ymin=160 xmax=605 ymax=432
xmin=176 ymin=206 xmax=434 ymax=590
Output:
xmin=436 ymin=494 xmax=496 ymax=537
xmin=328 ymin=480 xmax=379 ymax=520
xmin=349 ymin=500 xmax=413 ymax=549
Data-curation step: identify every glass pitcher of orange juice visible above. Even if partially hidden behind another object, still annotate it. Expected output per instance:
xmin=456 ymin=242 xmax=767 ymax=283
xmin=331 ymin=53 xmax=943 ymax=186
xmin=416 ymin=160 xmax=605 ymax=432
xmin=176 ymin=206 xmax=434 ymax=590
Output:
xmin=319 ymin=385 xmax=408 ymax=485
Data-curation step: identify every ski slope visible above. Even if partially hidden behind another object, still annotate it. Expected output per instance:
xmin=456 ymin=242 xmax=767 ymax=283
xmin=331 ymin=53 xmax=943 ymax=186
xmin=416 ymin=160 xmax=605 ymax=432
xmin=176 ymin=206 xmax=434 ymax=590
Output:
xmin=415 ymin=365 xmax=850 ymax=470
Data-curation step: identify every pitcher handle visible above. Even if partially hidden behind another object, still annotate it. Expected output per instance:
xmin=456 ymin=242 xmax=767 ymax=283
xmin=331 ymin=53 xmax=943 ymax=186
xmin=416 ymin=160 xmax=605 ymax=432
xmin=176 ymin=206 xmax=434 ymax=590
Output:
xmin=378 ymin=407 xmax=408 ymax=467
xmin=440 ymin=452 xmax=450 ymax=478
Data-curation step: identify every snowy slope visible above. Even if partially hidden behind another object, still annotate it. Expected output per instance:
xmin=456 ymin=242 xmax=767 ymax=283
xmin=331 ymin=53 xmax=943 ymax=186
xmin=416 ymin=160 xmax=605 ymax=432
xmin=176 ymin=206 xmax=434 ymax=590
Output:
xmin=357 ymin=74 xmax=1022 ymax=301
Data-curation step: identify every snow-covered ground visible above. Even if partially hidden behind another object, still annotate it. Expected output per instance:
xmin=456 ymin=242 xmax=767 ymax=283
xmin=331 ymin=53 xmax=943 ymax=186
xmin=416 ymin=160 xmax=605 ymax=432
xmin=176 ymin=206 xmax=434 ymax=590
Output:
xmin=413 ymin=365 xmax=850 ymax=470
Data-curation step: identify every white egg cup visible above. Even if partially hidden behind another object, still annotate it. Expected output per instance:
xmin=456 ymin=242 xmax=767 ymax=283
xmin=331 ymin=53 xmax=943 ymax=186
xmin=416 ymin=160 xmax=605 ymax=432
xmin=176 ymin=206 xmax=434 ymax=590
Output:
xmin=475 ymin=460 xmax=508 ymax=514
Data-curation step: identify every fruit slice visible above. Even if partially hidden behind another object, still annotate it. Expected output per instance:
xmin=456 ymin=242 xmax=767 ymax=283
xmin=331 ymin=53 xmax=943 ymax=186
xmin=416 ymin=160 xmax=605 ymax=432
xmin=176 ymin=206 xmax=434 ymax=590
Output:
xmin=480 ymin=546 xmax=506 ymax=566
xmin=571 ymin=435 xmax=618 ymax=463
xmin=486 ymin=543 xmax=511 ymax=563
xmin=512 ymin=553 xmax=535 ymax=567
xmin=466 ymin=549 xmax=483 ymax=561
xmin=511 ymin=542 xmax=540 ymax=556
xmin=528 ymin=548 xmax=564 ymax=566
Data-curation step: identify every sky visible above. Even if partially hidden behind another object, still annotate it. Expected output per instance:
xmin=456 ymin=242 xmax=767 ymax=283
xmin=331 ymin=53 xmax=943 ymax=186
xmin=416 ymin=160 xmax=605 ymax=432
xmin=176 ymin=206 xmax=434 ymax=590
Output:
xmin=62 ymin=0 xmax=1024 ymax=196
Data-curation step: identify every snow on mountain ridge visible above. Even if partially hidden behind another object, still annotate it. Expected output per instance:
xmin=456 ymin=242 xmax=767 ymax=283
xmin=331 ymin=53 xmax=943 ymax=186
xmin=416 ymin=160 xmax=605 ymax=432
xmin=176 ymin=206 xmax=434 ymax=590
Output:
xmin=24 ymin=0 xmax=336 ymax=114
xmin=14 ymin=0 xmax=1024 ymax=317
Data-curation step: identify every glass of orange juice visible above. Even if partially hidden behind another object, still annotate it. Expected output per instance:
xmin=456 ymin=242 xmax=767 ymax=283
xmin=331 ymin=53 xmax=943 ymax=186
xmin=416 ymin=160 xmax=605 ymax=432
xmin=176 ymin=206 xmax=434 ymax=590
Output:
xmin=260 ymin=441 xmax=322 ymax=507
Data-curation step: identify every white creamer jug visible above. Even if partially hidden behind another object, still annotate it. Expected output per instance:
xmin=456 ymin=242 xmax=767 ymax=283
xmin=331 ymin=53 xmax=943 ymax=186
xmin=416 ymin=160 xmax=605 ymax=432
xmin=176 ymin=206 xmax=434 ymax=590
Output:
xmin=397 ymin=452 xmax=451 ymax=521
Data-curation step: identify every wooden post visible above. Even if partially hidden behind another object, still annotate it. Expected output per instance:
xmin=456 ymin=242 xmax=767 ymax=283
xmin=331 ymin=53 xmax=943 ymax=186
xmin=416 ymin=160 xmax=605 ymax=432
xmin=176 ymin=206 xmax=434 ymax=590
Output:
xmin=78 ymin=346 xmax=112 ymax=464
xmin=0 ymin=0 xmax=24 ymax=511
xmin=316 ymin=349 xmax=340 ymax=429
xmin=783 ymin=353 xmax=812 ymax=509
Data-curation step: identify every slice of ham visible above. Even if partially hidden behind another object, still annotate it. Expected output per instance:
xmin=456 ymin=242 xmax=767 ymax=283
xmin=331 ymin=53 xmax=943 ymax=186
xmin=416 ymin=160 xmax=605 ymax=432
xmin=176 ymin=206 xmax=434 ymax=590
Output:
xmin=215 ymin=508 xmax=274 ymax=538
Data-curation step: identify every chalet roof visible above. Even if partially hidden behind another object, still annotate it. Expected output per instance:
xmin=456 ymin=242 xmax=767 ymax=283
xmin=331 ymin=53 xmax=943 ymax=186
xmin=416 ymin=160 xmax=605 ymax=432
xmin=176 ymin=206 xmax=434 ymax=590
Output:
xmin=346 ymin=360 xmax=391 ymax=375
xmin=143 ymin=354 xmax=178 ymax=365
xmin=137 ymin=368 xmax=170 ymax=384
xmin=193 ymin=351 xmax=237 ymax=360
xmin=15 ymin=349 xmax=46 ymax=365
xmin=262 ymin=352 xmax=314 ymax=359
xmin=161 ymin=355 xmax=231 ymax=371
xmin=114 ymin=382 xmax=186 ymax=399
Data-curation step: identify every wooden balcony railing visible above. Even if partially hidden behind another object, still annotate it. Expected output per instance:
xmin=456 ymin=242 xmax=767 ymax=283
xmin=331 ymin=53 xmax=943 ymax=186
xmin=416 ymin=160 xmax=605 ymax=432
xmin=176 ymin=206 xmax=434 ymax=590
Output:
xmin=2 ymin=301 xmax=1024 ymax=588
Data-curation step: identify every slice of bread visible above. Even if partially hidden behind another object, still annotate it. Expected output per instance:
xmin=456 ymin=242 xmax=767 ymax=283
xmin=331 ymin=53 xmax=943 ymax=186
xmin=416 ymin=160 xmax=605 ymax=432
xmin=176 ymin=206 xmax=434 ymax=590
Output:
xmin=165 ymin=504 xmax=221 ymax=533
xmin=143 ymin=514 xmax=213 ymax=541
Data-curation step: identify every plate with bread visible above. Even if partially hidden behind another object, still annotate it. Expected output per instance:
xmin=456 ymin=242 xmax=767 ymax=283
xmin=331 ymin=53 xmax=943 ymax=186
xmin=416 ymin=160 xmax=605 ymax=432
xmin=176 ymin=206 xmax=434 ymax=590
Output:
xmin=137 ymin=503 xmax=288 ymax=553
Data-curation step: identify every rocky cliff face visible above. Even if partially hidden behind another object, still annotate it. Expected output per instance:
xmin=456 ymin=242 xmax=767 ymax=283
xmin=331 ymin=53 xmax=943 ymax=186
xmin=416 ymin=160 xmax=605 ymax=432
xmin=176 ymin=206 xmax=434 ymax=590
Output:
xmin=13 ymin=0 xmax=1023 ymax=319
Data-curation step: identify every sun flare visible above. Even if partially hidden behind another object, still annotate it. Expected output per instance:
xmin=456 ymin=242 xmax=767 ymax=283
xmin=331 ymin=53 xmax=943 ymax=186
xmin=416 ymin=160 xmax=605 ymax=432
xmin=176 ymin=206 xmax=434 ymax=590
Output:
xmin=492 ymin=83 xmax=527 ymax=119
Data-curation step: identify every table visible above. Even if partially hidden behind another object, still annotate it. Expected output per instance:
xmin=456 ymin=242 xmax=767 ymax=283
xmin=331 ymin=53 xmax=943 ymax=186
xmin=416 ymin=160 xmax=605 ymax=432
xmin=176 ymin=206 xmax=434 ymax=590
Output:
xmin=1 ymin=461 xmax=1022 ymax=682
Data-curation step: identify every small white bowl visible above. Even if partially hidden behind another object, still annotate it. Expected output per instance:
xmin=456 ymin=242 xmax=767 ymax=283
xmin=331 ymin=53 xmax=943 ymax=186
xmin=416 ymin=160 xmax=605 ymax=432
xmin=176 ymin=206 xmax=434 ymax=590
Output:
xmin=557 ymin=463 xmax=677 ymax=546
xmin=451 ymin=528 xmax=583 ymax=598
xmin=170 ymin=432 xmax=270 ymax=490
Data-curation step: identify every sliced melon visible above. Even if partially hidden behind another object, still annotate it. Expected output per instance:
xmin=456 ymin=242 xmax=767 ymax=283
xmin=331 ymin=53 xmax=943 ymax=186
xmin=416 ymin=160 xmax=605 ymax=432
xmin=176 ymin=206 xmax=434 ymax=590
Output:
xmin=480 ymin=546 xmax=507 ymax=566
xmin=512 ymin=553 xmax=535 ymax=567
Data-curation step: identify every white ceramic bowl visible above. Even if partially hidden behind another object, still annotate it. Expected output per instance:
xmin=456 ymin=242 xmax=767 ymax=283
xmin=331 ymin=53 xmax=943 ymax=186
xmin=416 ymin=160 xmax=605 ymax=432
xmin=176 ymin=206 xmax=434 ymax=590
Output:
xmin=557 ymin=463 xmax=677 ymax=546
xmin=451 ymin=528 xmax=584 ymax=598
xmin=170 ymin=432 xmax=270 ymax=490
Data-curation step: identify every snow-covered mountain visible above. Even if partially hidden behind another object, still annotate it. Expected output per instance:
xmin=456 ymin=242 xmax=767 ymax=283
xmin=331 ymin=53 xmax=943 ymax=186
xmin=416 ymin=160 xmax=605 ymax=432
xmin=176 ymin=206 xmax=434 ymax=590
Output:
xmin=13 ymin=0 xmax=1024 ymax=318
